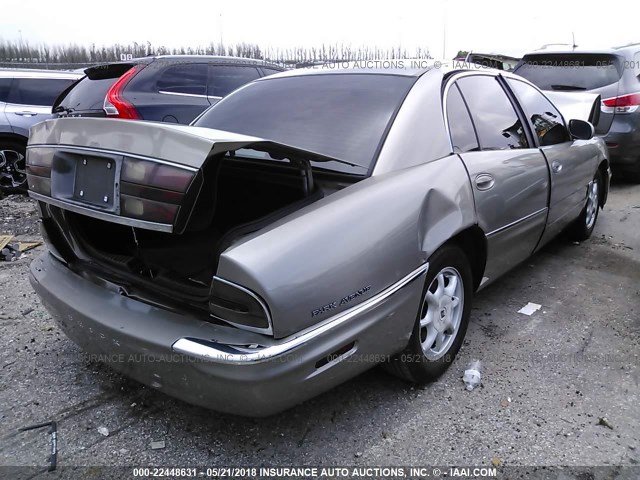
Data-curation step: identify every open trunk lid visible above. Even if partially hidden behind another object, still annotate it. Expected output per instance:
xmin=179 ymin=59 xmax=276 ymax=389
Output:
xmin=27 ymin=117 xmax=352 ymax=234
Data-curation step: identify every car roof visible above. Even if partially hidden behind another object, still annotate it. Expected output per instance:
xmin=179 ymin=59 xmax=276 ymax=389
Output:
xmin=0 ymin=68 xmax=82 ymax=79
xmin=522 ymin=43 xmax=640 ymax=57
xmin=255 ymin=60 xmax=438 ymax=81
xmin=98 ymin=55 xmax=285 ymax=70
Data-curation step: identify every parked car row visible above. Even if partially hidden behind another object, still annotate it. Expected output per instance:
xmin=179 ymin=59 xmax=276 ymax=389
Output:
xmin=0 ymin=56 xmax=285 ymax=194
xmin=514 ymin=43 xmax=640 ymax=179
xmin=26 ymin=63 xmax=610 ymax=416
xmin=0 ymin=69 xmax=81 ymax=193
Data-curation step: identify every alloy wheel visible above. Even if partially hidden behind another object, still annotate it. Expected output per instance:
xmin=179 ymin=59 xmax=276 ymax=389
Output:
xmin=0 ymin=150 xmax=27 ymax=190
xmin=419 ymin=266 xmax=464 ymax=360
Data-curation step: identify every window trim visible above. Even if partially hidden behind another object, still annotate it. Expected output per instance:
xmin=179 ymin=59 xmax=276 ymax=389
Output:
xmin=501 ymin=76 xmax=570 ymax=148
xmin=442 ymin=72 xmax=536 ymax=153
xmin=445 ymin=82 xmax=480 ymax=153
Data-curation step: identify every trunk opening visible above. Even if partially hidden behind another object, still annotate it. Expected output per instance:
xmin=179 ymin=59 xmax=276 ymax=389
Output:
xmin=43 ymin=154 xmax=357 ymax=310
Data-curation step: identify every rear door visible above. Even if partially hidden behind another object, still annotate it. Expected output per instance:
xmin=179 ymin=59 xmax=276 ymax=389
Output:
xmin=448 ymin=74 xmax=550 ymax=283
xmin=5 ymin=77 xmax=76 ymax=134
xmin=504 ymin=77 xmax=597 ymax=244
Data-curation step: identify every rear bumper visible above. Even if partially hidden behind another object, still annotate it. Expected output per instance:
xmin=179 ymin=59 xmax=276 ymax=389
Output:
xmin=603 ymin=114 xmax=640 ymax=173
xmin=29 ymin=252 xmax=425 ymax=416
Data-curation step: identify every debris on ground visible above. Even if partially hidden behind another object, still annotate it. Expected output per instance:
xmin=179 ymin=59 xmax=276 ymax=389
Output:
xmin=463 ymin=359 xmax=482 ymax=391
xmin=491 ymin=456 xmax=502 ymax=467
xmin=18 ymin=420 xmax=57 ymax=472
xmin=97 ymin=426 xmax=110 ymax=437
xmin=517 ymin=302 xmax=542 ymax=316
xmin=150 ymin=440 xmax=166 ymax=450
xmin=0 ymin=235 xmax=42 ymax=261
xmin=597 ymin=417 xmax=614 ymax=430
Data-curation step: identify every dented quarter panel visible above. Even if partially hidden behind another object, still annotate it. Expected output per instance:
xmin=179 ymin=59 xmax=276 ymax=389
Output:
xmin=217 ymin=154 xmax=476 ymax=338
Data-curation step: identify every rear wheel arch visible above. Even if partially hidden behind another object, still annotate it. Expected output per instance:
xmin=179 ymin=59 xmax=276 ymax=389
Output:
xmin=0 ymin=133 xmax=28 ymax=146
xmin=443 ymin=226 xmax=487 ymax=292
xmin=597 ymin=159 xmax=609 ymax=207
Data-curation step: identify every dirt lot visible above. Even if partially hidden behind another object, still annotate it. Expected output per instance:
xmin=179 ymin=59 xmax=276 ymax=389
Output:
xmin=0 ymin=183 xmax=639 ymax=476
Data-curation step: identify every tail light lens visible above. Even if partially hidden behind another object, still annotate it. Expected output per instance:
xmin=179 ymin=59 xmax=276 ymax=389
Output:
xmin=120 ymin=156 xmax=196 ymax=224
xmin=602 ymin=93 xmax=640 ymax=114
xmin=104 ymin=64 xmax=145 ymax=119
xmin=209 ymin=277 xmax=272 ymax=335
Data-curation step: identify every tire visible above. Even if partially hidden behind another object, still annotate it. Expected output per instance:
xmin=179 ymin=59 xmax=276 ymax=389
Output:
xmin=568 ymin=169 xmax=602 ymax=242
xmin=385 ymin=244 xmax=473 ymax=383
xmin=0 ymin=139 xmax=28 ymax=194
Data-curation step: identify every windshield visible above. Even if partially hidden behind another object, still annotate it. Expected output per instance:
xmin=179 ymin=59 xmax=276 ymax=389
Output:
xmin=514 ymin=54 xmax=622 ymax=91
xmin=194 ymin=73 xmax=415 ymax=174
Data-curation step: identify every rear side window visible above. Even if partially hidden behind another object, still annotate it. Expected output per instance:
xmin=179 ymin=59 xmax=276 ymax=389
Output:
xmin=506 ymin=79 xmax=569 ymax=146
xmin=208 ymin=66 xmax=261 ymax=97
xmin=456 ymin=75 xmax=529 ymax=150
xmin=514 ymin=54 xmax=622 ymax=91
xmin=446 ymin=83 xmax=479 ymax=153
xmin=262 ymin=68 xmax=284 ymax=77
xmin=8 ymin=78 xmax=75 ymax=106
xmin=0 ymin=78 xmax=11 ymax=102
xmin=157 ymin=64 xmax=208 ymax=95
xmin=57 ymin=76 xmax=117 ymax=112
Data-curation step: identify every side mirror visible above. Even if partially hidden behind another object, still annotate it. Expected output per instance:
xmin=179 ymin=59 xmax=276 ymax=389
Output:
xmin=568 ymin=119 xmax=594 ymax=140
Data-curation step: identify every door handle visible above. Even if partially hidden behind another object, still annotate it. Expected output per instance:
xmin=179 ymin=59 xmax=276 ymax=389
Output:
xmin=14 ymin=111 xmax=38 ymax=117
xmin=474 ymin=173 xmax=495 ymax=191
xmin=551 ymin=160 xmax=563 ymax=173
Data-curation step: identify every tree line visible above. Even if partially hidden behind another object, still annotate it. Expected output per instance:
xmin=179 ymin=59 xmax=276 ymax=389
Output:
xmin=0 ymin=39 xmax=433 ymax=68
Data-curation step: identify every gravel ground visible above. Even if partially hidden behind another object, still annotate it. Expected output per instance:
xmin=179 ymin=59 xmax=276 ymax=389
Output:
xmin=0 ymin=183 xmax=639 ymax=477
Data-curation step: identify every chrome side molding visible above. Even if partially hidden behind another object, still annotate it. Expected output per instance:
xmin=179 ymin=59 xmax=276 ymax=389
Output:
xmin=171 ymin=262 xmax=429 ymax=365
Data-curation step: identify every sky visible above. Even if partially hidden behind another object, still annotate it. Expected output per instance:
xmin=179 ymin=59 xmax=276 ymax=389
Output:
xmin=2 ymin=0 xmax=639 ymax=58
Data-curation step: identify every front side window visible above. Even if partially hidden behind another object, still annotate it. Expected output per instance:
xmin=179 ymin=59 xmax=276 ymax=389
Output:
xmin=8 ymin=78 xmax=75 ymax=106
xmin=446 ymin=82 xmax=479 ymax=153
xmin=456 ymin=75 xmax=529 ymax=150
xmin=506 ymin=78 xmax=569 ymax=146
xmin=208 ymin=66 xmax=261 ymax=97
xmin=157 ymin=64 xmax=208 ymax=96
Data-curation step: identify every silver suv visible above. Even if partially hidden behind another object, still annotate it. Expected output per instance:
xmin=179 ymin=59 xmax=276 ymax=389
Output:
xmin=514 ymin=43 xmax=640 ymax=180
xmin=0 ymin=69 xmax=81 ymax=193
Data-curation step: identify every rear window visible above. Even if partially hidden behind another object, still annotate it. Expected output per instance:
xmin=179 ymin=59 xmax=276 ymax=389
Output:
xmin=8 ymin=78 xmax=76 ymax=106
xmin=194 ymin=74 xmax=415 ymax=174
xmin=57 ymin=76 xmax=117 ymax=112
xmin=57 ymin=63 xmax=135 ymax=112
xmin=514 ymin=54 xmax=622 ymax=91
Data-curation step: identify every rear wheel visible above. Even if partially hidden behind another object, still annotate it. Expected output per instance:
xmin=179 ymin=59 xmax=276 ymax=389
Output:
xmin=0 ymin=139 xmax=28 ymax=194
xmin=568 ymin=169 xmax=602 ymax=241
xmin=386 ymin=244 xmax=473 ymax=383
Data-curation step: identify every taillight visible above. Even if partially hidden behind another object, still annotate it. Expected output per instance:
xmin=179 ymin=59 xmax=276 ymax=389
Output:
xmin=120 ymin=156 xmax=195 ymax=224
xmin=104 ymin=64 xmax=145 ymax=119
xmin=209 ymin=277 xmax=272 ymax=335
xmin=602 ymin=93 xmax=640 ymax=114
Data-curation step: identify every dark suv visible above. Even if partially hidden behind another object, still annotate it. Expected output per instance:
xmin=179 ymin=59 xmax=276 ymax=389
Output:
xmin=513 ymin=44 xmax=640 ymax=179
xmin=53 ymin=56 xmax=285 ymax=124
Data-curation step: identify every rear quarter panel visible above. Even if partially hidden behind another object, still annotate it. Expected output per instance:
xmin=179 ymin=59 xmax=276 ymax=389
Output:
xmin=217 ymin=155 xmax=476 ymax=338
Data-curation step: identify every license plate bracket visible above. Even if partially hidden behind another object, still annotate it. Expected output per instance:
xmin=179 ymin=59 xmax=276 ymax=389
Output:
xmin=73 ymin=156 xmax=117 ymax=209
xmin=50 ymin=150 xmax=122 ymax=214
